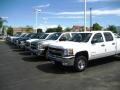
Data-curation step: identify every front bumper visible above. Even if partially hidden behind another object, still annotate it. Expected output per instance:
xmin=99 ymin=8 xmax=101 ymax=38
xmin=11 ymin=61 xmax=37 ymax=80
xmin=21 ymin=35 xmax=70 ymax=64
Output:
xmin=30 ymin=48 xmax=45 ymax=56
xmin=25 ymin=46 xmax=31 ymax=51
xmin=48 ymin=54 xmax=75 ymax=66
xmin=19 ymin=43 xmax=25 ymax=49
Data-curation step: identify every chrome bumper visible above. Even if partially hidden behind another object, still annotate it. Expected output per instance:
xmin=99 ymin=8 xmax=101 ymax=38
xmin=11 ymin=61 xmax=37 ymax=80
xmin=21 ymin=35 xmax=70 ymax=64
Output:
xmin=30 ymin=48 xmax=45 ymax=56
xmin=48 ymin=54 xmax=75 ymax=66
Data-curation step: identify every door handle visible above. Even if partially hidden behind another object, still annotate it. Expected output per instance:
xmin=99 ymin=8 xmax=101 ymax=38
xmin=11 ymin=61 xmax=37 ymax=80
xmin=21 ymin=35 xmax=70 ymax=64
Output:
xmin=112 ymin=43 xmax=115 ymax=45
xmin=101 ymin=44 xmax=105 ymax=47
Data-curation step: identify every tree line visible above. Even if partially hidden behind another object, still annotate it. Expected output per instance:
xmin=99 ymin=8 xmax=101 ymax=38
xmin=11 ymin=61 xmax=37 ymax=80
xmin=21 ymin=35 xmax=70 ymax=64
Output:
xmin=0 ymin=17 xmax=118 ymax=36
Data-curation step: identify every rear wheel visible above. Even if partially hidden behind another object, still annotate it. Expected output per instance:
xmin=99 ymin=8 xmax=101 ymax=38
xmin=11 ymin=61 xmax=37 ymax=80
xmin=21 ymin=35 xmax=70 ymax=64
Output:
xmin=74 ymin=55 xmax=88 ymax=72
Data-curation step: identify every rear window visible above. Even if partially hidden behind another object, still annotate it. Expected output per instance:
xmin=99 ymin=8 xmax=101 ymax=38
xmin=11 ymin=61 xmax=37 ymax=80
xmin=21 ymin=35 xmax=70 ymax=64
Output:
xmin=104 ymin=32 xmax=113 ymax=41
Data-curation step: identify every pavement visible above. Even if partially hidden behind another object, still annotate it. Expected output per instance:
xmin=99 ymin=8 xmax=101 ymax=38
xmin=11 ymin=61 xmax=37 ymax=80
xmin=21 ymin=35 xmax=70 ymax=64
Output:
xmin=0 ymin=41 xmax=120 ymax=90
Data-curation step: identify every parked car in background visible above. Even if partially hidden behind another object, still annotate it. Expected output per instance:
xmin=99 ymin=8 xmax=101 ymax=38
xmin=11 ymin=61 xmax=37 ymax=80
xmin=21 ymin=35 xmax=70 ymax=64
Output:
xmin=25 ymin=33 xmax=53 ymax=51
xmin=47 ymin=31 xmax=120 ymax=72
xmin=6 ymin=33 xmax=25 ymax=43
xmin=13 ymin=33 xmax=28 ymax=45
xmin=15 ymin=33 xmax=38 ymax=49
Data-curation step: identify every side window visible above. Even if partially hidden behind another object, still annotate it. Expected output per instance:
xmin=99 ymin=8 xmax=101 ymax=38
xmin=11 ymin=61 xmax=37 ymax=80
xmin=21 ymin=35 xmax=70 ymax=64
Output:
xmin=91 ymin=33 xmax=103 ymax=43
xmin=104 ymin=32 xmax=113 ymax=41
xmin=59 ymin=33 xmax=70 ymax=41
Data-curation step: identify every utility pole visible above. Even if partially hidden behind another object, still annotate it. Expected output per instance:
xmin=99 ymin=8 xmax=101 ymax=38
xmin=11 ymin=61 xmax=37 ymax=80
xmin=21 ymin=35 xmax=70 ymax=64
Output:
xmin=84 ymin=0 xmax=87 ymax=32
xmin=33 ymin=4 xmax=50 ymax=33
xmin=90 ymin=8 xmax=92 ymax=31
xmin=35 ymin=9 xmax=41 ymax=33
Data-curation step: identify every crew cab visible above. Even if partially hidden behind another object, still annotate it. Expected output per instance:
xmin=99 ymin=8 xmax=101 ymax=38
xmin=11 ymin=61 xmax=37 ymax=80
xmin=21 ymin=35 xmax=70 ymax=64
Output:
xmin=30 ymin=32 xmax=79 ymax=56
xmin=47 ymin=31 xmax=120 ymax=71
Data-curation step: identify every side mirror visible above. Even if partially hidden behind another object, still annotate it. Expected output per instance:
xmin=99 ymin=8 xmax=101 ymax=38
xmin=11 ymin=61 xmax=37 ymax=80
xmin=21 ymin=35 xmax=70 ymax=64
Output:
xmin=59 ymin=37 xmax=67 ymax=41
xmin=91 ymin=39 xmax=97 ymax=44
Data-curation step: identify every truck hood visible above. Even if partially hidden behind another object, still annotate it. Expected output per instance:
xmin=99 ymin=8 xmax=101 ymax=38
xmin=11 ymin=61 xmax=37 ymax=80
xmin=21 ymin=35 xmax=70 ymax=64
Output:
xmin=49 ymin=41 xmax=88 ymax=51
xmin=26 ymin=39 xmax=39 ymax=43
xmin=39 ymin=40 xmax=57 ymax=45
xmin=10 ymin=36 xmax=19 ymax=39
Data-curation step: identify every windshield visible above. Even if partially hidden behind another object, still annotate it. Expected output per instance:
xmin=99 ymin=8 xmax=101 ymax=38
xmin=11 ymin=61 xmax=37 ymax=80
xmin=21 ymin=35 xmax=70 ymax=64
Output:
xmin=39 ymin=33 xmax=49 ymax=39
xmin=20 ymin=34 xmax=26 ymax=37
xmin=15 ymin=33 xmax=21 ymax=37
xmin=26 ymin=33 xmax=32 ymax=38
xmin=34 ymin=33 xmax=44 ymax=39
xmin=70 ymin=33 xmax=92 ymax=42
xmin=30 ymin=33 xmax=37 ymax=38
xmin=46 ymin=33 xmax=62 ymax=40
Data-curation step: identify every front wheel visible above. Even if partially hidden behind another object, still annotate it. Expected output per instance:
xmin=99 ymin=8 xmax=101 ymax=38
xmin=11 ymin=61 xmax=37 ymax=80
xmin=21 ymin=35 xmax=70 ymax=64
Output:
xmin=74 ymin=55 xmax=88 ymax=72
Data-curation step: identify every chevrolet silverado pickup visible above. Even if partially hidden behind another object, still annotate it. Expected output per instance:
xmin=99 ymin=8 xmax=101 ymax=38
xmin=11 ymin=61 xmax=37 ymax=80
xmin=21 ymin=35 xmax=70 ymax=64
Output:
xmin=30 ymin=32 xmax=79 ymax=56
xmin=47 ymin=31 xmax=120 ymax=71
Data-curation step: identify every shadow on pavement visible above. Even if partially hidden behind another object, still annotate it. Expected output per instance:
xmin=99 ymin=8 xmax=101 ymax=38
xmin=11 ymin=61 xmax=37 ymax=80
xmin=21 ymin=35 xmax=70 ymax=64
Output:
xmin=36 ymin=63 xmax=76 ymax=74
xmin=19 ymin=51 xmax=31 ymax=56
xmin=22 ymin=56 xmax=47 ymax=62
xmin=36 ymin=56 xmax=120 ymax=74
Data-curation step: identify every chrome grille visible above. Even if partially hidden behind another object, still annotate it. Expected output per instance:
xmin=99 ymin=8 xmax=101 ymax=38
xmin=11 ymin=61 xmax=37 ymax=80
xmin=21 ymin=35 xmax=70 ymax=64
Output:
xmin=48 ymin=47 xmax=64 ymax=57
xmin=31 ymin=43 xmax=37 ymax=49
xmin=25 ymin=42 xmax=30 ymax=47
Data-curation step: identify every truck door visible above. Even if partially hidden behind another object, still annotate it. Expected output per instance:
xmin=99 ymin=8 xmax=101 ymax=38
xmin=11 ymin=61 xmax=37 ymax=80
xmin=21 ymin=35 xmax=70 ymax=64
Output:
xmin=90 ymin=33 xmax=106 ymax=59
xmin=103 ymin=32 xmax=116 ymax=56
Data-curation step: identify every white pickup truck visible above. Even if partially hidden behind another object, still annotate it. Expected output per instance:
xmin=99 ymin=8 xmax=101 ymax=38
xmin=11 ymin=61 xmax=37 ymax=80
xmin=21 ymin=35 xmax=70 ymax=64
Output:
xmin=47 ymin=31 xmax=120 ymax=72
xmin=30 ymin=32 xmax=79 ymax=56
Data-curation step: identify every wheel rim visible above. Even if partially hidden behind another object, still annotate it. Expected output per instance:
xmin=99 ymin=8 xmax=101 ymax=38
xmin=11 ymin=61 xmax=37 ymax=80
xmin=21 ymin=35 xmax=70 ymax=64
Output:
xmin=78 ymin=59 xmax=85 ymax=70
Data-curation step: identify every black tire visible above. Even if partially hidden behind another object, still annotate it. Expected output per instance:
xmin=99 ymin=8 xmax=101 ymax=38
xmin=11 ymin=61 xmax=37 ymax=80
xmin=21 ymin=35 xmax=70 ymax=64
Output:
xmin=74 ymin=55 xmax=88 ymax=72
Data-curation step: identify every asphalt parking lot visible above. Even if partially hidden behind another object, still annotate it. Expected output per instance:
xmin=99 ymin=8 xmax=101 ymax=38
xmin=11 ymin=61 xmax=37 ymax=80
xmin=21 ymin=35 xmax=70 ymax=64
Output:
xmin=0 ymin=41 xmax=120 ymax=90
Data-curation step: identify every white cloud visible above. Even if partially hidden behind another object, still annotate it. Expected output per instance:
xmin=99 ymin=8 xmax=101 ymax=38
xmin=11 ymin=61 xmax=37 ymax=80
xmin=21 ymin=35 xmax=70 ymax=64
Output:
xmin=48 ymin=16 xmax=84 ymax=19
xmin=92 ymin=9 xmax=120 ymax=16
xmin=77 ymin=0 xmax=120 ymax=2
xmin=57 ymin=12 xmax=84 ymax=15
xmin=48 ymin=8 xmax=120 ymax=16
xmin=33 ymin=4 xmax=50 ymax=9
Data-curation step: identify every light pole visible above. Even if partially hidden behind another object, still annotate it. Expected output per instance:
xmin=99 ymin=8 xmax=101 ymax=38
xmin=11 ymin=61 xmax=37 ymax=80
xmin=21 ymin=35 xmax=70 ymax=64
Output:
xmin=35 ymin=9 xmax=41 ymax=33
xmin=90 ymin=8 xmax=92 ymax=31
xmin=84 ymin=0 xmax=87 ymax=32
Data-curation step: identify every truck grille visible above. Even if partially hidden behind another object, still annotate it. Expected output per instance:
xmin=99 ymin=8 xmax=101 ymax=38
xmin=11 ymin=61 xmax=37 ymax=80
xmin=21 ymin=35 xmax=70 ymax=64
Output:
xmin=31 ymin=43 xmax=37 ymax=49
xmin=48 ymin=47 xmax=64 ymax=57
xmin=25 ymin=42 xmax=30 ymax=47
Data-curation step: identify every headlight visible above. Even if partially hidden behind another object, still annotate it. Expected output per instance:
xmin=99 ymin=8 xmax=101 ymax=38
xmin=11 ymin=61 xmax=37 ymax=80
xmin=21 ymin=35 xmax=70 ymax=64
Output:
xmin=16 ymin=40 xmax=19 ymax=44
xmin=20 ymin=41 xmax=25 ymax=44
xmin=64 ymin=49 xmax=73 ymax=56
xmin=38 ymin=44 xmax=47 ymax=50
xmin=38 ymin=44 xmax=43 ymax=49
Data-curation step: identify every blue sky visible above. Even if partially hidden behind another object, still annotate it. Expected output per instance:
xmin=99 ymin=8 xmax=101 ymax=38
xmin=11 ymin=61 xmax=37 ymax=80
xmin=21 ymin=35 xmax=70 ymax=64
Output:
xmin=1 ymin=0 xmax=120 ymax=30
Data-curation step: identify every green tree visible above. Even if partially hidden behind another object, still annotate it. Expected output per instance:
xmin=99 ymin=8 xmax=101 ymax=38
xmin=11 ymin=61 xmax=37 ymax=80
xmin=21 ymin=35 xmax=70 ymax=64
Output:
xmin=46 ymin=25 xmax=63 ymax=32
xmin=64 ymin=27 xmax=72 ymax=32
xmin=92 ymin=23 xmax=102 ymax=31
xmin=56 ymin=25 xmax=62 ymax=32
xmin=37 ymin=28 xmax=43 ymax=33
xmin=2 ymin=26 xmax=5 ymax=35
xmin=46 ymin=28 xmax=55 ymax=33
xmin=107 ymin=25 xmax=117 ymax=33
xmin=0 ymin=17 xmax=7 ymax=34
xmin=7 ymin=26 xmax=13 ymax=36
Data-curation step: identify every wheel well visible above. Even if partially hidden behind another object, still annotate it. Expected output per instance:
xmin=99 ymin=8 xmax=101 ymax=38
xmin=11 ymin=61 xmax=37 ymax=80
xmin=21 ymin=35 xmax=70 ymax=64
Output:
xmin=75 ymin=51 xmax=89 ymax=60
